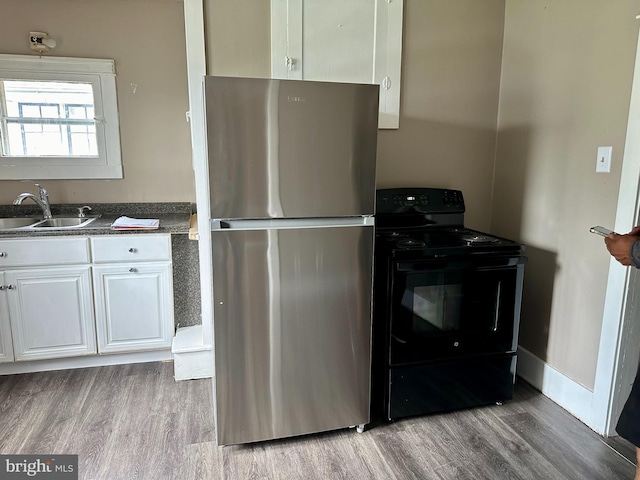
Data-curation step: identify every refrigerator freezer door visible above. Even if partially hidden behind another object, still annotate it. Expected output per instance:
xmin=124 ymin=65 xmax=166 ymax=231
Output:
xmin=205 ymin=76 xmax=379 ymax=219
xmin=212 ymin=225 xmax=373 ymax=445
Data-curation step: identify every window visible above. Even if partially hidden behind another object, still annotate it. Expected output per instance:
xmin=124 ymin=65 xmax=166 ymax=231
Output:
xmin=0 ymin=55 xmax=122 ymax=179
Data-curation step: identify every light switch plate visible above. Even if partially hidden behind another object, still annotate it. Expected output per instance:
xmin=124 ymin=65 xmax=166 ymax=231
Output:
xmin=596 ymin=146 xmax=612 ymax=173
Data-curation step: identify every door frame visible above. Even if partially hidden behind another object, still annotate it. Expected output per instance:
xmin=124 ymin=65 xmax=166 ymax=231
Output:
xmin=183 ymin=0 xmax=213 ymax=349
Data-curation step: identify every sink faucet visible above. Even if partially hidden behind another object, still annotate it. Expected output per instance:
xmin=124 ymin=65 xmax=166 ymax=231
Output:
xmin=13 ymin=183 xmax=53 ymax=219
xmin=77 ymin=205 xmax=92 ymax=218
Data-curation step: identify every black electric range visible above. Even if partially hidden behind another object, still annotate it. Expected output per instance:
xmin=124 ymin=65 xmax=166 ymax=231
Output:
xmin=371 ymin=187 xmax=526 ymax=421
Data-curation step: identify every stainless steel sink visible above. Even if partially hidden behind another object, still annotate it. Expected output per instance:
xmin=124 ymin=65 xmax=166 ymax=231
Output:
xmin=0 ymin=216 xmax=100 ymax=231
xmin=0 ymin=217 xmax=42 ymax=229
xmin=31 ymin=217 xmax=99 ymax=229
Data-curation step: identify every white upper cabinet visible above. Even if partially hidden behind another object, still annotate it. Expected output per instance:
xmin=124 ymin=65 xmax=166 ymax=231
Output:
xmin=271 ymin=0 xmax=404 ymax=129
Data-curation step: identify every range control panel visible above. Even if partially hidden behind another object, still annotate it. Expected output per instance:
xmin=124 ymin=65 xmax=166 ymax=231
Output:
xmin=376 ymin=187 xmax=465 ymax=214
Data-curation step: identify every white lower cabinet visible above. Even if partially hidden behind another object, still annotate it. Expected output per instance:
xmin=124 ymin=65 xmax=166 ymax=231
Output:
xmin=0 ymin=272 xmax=15 ymax=363
xmin=5 ymin=266 xmax=96 ymax=361
xmin=92 ymin=262 xmax=173 ymax=353
xmin=0 ymin=233 xmax=174 ymax=368
xmin=91 ymin=234 xmax=174 ymax=355
xmin=0 ymin=237 xmax=94 ymax=362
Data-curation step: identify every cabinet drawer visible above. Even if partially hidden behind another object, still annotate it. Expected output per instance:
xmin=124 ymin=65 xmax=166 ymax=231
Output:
xmin=91 ymin=234 xmax=171 ymax=263
xmin=0 ymin=237 xmax=90 ymax=267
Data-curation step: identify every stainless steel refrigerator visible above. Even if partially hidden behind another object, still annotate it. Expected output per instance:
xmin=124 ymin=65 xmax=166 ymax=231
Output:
xmin=204 ymin=76 xmax=379 ymax=446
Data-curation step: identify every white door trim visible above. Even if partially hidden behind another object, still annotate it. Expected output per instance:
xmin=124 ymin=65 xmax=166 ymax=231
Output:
xmin=176 ymin=0 xmax=214 ymax=381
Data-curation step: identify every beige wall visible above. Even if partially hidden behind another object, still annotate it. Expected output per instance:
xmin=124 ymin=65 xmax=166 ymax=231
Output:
xmin=206 ymin=0 xmax=271 ymax=78
xmin=0 ymin=0 xmax=195 ymax=204
xmin=493 ymin=0 xmax=640 ymax=389
xmin=378 ymin=0 xmax=505 ymax=231
xmin=206 ymin=0 xmax=505 ymax=230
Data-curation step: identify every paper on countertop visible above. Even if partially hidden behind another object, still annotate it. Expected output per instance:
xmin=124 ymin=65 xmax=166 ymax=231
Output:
xmin=111 ymin=216 xmax=160 ymax=230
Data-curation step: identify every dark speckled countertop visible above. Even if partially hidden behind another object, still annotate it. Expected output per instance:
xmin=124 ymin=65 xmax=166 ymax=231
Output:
xmin=0 ymin=202 xmax=193 ymax=237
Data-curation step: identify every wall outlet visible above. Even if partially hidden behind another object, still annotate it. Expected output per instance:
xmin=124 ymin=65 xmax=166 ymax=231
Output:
xmin=596 ymin=146 xmax=612 ymax=173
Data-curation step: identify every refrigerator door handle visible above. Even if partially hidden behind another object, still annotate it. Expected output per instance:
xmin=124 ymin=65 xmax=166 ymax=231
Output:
xmin=211 ymin=216 xmax=374 ymax=231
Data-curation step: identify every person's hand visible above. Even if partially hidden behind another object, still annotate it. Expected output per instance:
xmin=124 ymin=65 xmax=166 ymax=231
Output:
xmin=605 ymin=233 xmax=639 ymax=266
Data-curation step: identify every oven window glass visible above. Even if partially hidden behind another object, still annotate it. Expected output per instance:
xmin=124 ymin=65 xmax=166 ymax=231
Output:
xmin=409 ymin=284 xmax=462 ymax=332
xmin=390 ymin=260 xmax=520 ymax=365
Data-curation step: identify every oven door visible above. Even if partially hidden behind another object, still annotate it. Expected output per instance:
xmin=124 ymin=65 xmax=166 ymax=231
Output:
xmin=389 ymin=254 xmax=524 ymax=365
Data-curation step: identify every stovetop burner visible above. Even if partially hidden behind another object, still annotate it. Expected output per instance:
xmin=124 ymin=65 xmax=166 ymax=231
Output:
xmin=459 ymin=233 xmax=501 ymax=245
xmin=397 ymin=238 xmax=426 ymax=247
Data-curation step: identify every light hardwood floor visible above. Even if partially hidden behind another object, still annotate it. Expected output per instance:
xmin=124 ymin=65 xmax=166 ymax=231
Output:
xmin=0 ymin=361 xmax=636 ymax=480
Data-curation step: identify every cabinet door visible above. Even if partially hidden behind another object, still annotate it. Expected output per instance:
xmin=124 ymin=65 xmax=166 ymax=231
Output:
xmin=6 ymin=266 xmax=96 ymax=361
xmin=0 ymin=272 xmax=15 ymax=363
xmin=93 ymin=263 xmax=174 ymax=354
xmin=271 ymin=0 xmax=403 ymax=128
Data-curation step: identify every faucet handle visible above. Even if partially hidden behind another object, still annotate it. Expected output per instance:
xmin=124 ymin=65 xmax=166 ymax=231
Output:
xmin=34 ymin=183 xmax=48 ymax=200
xmin=78 ymin=205 xmax=92 ymax=218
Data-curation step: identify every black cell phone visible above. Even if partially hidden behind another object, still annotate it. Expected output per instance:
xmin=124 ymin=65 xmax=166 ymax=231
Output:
xmin=590 ymin=226 xmax=615 ymax=237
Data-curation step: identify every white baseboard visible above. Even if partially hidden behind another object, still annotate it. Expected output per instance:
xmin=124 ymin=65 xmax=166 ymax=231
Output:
xmin=517 ymin=346 xmax=597 ymax=432
xmin=0 ymin=349 xmax=172 ymax=376
xmin=172 ymin=325 xmax=213 ymax=381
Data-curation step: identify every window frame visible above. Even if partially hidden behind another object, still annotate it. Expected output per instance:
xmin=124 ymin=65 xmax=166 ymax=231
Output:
xmin=0 ymin=54 xmax=122 ymax=180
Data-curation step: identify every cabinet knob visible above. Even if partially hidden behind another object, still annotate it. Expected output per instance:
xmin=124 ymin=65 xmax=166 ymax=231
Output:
xmin=6 ymin=285 xmax=15 ymax=290
xmin=0 ymin=252 xmax=6 ymax=257
xmin=0 ymin=285 xmax=4 ymax=290
xmin=128 ymin=248 xmax=136 ymax=253
xmin=129 ymin=268 xmax=137 ymax=273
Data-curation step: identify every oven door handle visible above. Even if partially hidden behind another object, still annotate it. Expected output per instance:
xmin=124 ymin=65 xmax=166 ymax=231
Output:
xmin=492 ymin=281 xmax=501 ymax=332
